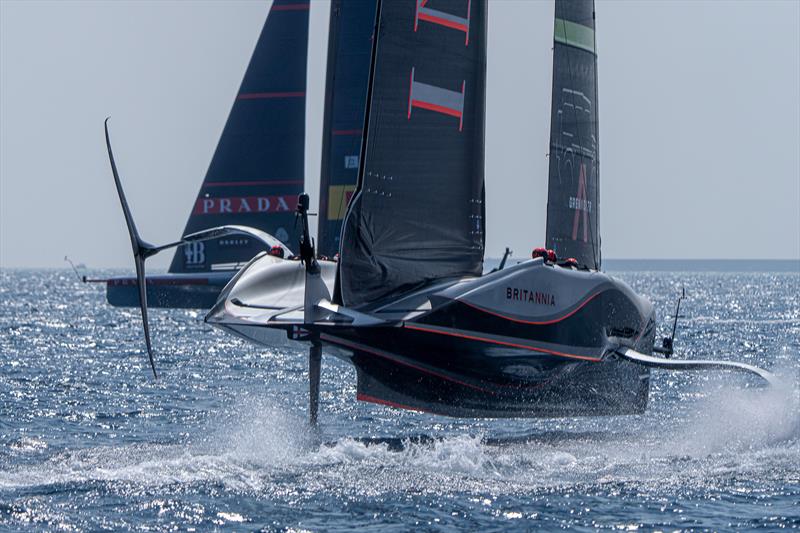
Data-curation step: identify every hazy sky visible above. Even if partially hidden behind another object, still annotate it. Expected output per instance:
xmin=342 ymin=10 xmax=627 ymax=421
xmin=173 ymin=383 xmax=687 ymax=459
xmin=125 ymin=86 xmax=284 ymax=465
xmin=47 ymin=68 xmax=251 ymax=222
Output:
xmin=1 ymin=0 xmax=798 ymax=269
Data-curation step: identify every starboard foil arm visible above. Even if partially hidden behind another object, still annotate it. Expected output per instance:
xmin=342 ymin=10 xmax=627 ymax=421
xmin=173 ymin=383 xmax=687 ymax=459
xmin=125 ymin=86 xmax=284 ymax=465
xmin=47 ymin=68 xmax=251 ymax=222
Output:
xmin=615 ymin=347 xmax=775 ymax=385
xmin=105 ymin=117 xmax=158 ymax=378
xmin=121 ymin=225 xmax=290 ymax=257
xmin=180 ymin=225 xmax=293 ymax=256
xmin=105 ymin=118 xmax=297 ymax=377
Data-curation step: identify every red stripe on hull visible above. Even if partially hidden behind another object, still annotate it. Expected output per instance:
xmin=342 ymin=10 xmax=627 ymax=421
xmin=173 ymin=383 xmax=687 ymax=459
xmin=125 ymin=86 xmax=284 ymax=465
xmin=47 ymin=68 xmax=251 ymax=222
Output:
xmin=356 ymin=393 xmax=433 ymax=414
xmin=320 ymin=334 xmax=492 ymax=393
xmin=403 ymin=324 xmax=602 ymax=362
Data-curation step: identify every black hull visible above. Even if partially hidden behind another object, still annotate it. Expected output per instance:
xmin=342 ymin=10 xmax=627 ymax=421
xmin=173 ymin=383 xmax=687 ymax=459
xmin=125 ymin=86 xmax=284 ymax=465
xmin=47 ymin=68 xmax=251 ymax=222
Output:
xmin=314 ymin=265 xmax=657 ymax=418
xmin=210 ymin=258 xmax=658 ymax=418
xmin=320 ymin=328 xmax=650 ymax=418
xmin=106 ymin=273 xmax=233 ymax=309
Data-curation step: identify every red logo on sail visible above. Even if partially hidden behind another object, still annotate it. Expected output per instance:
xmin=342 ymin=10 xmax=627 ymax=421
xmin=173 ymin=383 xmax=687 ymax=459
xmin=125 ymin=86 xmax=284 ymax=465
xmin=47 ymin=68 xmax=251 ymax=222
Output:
xmin=415 ymin=0 xmax=472 ymax=46
xmin=408 ymin=0 xmax=471 ymax=131
xmin=571 ymin=164 xmax=589 ymax=242
xmin=407 ymin=67 xmax=466 ymax=131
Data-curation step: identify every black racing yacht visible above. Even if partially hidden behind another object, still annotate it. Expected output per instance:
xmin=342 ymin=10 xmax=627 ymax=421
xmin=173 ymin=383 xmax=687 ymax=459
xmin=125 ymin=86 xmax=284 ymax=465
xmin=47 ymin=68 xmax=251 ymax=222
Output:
xmin=102 ymin=0 xmax=310 ymax=309
xmin=111 ymin=0 xmax=773 ymax=409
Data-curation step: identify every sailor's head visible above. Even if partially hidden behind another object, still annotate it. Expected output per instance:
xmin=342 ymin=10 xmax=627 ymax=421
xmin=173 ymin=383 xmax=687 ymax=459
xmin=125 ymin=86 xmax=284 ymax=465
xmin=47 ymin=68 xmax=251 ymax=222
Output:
xmin=269 ymin=245 xmax=285 ymax=258
xmin=532 ymin=247 xmax=548 ymax=260
xmin=561 ymin=257 xmax=578 ymax=268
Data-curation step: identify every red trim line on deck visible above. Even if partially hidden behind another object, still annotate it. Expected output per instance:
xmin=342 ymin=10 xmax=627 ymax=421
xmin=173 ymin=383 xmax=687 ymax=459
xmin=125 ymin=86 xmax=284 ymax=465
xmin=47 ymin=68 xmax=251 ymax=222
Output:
xmin=320 ymin=334 xmax=492 ymax=393
xmin=356 ymin=393 xmax=433 ymax=414
xmin=403 ymin=324 xmax=602 ymax=362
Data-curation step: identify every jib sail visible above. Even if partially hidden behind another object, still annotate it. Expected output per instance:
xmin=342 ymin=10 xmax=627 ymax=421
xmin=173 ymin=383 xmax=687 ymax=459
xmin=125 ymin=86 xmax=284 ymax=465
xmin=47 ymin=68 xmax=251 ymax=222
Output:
xmin=337 ymin=0 xmax=488 ymax=307
xmin=169 ymin=0 xmax=309 ymax=273
xmin=545 ymin=0 xmax=600 ymax=270
xmin=317 ymin=0 xmax=377 ymax=259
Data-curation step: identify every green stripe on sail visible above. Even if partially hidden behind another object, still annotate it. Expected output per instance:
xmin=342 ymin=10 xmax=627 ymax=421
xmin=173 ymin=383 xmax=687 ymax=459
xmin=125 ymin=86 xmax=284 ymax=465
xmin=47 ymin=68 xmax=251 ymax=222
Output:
xmin=554 ymin=18 xmax=594 ymax=54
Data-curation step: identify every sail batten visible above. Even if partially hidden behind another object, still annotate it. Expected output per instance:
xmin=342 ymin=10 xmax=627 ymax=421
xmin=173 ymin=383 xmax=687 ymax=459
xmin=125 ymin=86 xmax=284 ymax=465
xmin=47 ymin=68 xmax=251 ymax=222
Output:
xmin=337 ymin=0 xmax=488 ymax=307
xmin=545 ymin=0 xmax=600 ymax=270
xmin=168 ymin=0 xmax=309 ymax=273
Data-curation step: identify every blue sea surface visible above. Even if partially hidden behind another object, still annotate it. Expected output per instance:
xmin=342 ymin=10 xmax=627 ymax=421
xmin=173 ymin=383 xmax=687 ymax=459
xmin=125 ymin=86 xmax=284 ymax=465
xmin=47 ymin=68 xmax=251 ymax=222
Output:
xmin=1 ymin=268 xmax=798 ymax=531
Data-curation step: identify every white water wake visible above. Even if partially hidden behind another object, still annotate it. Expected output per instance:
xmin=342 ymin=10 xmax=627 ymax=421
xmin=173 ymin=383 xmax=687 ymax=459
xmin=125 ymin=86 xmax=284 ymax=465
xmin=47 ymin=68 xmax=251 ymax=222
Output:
xmin=1 ymin=360 xmax=797 ymax=497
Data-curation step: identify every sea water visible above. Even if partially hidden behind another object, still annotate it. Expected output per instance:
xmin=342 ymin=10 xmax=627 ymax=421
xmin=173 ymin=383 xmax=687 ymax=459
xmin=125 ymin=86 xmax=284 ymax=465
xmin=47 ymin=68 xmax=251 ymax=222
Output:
xmin=1 ymin=267 xmax=798 ymax=531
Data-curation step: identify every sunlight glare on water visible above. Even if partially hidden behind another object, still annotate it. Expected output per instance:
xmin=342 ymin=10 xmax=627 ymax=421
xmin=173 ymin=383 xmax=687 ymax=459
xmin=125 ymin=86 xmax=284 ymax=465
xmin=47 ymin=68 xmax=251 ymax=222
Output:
xmin=0 ymin=269 xmax=798 ymax=530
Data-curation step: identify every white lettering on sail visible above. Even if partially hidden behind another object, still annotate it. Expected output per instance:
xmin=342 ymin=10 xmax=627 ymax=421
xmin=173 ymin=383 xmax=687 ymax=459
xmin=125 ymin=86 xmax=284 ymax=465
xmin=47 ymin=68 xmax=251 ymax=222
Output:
xmin=553 ymin=86 xmax=596 ymax=244
xmin=193 ymin=196 xmax=298 ymax=215
xmin=571 ymin=163 xmax=589 ymax=242
xmin=344 ymin=155 xmax=358 ymax=169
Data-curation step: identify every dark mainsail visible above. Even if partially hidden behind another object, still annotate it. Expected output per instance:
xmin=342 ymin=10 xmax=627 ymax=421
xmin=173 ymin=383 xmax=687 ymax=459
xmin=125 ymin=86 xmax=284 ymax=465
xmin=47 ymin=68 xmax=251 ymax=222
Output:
xmin=337 ymin=0 xmax=488 ymax=307
xmin=168 ymin=0 xmax=309 ymax=274
xmin=545 ymin=0 xmax=600 ymax=270
xmin=317 ymin=0 xmax=377 ymax=259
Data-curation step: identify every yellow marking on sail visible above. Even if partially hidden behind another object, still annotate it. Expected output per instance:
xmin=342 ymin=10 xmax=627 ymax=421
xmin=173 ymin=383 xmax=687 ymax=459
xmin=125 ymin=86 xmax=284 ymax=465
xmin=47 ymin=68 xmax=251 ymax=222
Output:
xmin=328 ymin=185 xmax=356 ymax=220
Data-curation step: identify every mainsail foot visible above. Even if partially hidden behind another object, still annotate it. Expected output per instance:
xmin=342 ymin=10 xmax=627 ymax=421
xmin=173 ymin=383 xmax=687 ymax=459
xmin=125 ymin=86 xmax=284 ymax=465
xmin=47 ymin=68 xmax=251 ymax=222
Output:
xmin=615 ymin=347 xmax=775 ymax=385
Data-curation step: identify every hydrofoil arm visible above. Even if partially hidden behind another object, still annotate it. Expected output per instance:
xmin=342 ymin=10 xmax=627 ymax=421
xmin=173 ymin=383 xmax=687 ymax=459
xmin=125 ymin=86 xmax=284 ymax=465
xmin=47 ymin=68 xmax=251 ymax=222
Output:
xmin=615 ymin=347 xmax=775 ymax=385
xmin=104 ymin=118 xmax=292 ymax=378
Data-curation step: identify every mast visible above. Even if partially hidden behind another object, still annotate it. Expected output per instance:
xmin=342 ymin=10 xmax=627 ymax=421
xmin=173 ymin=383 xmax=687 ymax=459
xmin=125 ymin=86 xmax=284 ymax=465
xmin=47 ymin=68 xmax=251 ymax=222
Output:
xmin=545 ymin=0 xmax=600 ymax=270
xmin=168 ymin=0 xmax=310 ymax=273
xmin=317 ymin=0 xmax=378 ymax=258
xmin=336 ymin=0 xmax=488 ymax=307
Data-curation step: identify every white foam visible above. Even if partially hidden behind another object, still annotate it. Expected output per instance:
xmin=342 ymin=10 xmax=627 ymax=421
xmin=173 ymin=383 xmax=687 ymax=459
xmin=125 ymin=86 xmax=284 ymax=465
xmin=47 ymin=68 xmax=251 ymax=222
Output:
xmin=1 ymin=367 xmax=797 ymax=496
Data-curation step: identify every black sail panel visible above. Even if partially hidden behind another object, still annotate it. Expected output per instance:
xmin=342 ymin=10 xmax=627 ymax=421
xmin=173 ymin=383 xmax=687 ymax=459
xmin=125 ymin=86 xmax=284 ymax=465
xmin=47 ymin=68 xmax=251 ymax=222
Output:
xmin=338 ymin=0 xmax=487 ymax=307
xmin=169 ymin=0 xmax=309 ymax=273
xmin=317 ymin=0 xmax=377 ymax=258
xmin=545 ymin=0 xmax=600 ymax=270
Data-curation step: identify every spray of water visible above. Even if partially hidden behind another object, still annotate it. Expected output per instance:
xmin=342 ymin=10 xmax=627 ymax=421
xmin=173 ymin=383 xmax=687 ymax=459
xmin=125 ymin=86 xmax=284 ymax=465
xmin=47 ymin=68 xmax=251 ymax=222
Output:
xmin=1 ymin=355 xmax=796 ymax=496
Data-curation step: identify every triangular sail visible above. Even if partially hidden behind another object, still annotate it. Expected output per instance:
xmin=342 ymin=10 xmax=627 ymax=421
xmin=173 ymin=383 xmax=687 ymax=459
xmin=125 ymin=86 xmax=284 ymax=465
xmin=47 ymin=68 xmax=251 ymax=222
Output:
xmin=545 ymin=0 xmax=600 ymax=270
xmin=337 ymin=0 xmax=488 ymax=307
xmin=169 ymin=0 xmax=309 ymax=273
xmin=317 ymin=0 xmax=378 ymax=259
